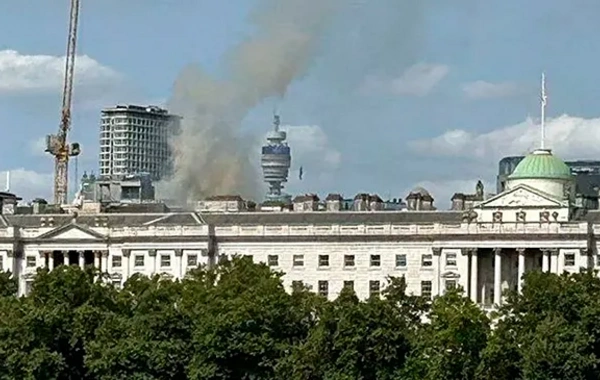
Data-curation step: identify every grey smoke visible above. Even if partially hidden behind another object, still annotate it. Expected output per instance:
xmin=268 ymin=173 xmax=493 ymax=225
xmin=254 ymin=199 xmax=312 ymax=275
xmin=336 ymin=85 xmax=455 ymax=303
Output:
xmin=163 ymin=0 xmax=339 ymax=202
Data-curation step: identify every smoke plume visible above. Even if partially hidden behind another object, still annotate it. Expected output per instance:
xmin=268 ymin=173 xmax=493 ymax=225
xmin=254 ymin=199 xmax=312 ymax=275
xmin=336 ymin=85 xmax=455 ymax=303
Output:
xmin=164 ymin=0 xmax=338 ymax=202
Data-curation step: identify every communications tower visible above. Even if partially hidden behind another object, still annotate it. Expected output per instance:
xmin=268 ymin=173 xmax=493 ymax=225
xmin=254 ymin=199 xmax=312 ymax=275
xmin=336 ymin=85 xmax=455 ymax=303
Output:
xmin=261 ymin=114 xmax=291 ymax=201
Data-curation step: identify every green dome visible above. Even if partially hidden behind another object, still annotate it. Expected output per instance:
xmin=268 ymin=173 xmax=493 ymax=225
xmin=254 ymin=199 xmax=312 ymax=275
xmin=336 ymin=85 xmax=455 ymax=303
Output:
xmin=508 ymin=149 xmax=573 ymax=180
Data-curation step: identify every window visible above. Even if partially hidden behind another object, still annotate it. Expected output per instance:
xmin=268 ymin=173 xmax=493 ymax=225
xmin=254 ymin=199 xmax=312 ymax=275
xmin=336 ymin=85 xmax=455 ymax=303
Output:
xmin=564 ymin=253 xmax=576 ymax=267
xmin=187 ymin=254 xmax=198 ymax=266
xmin=446 ymin=280 xmax=457 ymax=291
xmin=369 ymin=280 xmax=381 ymax=297
xmin=160 ymin=254 xmax=171 ymax=268
xmin=318 ymin=281 xmax=328 ymax=297
xmin=134 ymin=255 xmax=144 ymax=267
xmin=421 ymin=254 xmax=433 ymax=267
xmin=318 ymin=255 xmax=329 ymax=267
xmin=446 ymin=253 xmax=457 ymax=267
xmin=268 ymin=255 xmax=279 ymax=267
xmin=370 ymin=255 xmax=381 ymax=267
xmin=421 ymin=281 xmax=432 ymax=298
xmin=395 ymin=254 xmax=407 ymax=268
xmin=293 ymin=255 xmax=304 ymax=267
xmin=26 ymin=256 xmax=36 ymax=267
xmin=343 ymin=280 xmax=354 ymax=291
xmin=344 ymin=255 xmax=355 ymax=267
xmin=112 ymin=256 xmax=122 ymax=268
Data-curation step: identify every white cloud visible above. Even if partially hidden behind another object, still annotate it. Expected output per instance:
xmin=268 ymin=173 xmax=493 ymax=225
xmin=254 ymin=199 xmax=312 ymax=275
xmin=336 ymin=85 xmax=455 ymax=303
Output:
xmin=0 ymin=50 xmax=121 ymax=95
xmin=29 ymin=137 xmax=47 ymax=157
xmin=0 ymin=169 xmax=52 ymax=202
xmin=266 ymin=125 xmax=341 ymax=190
xmin=408 ymin=114 xmax=600 ymax=164
xmin=361 ymin=62 xmax=449 ymax=97
xmin=461 ymin=80 xmax=520 ymax=100
xmin=402 ymin=178 xmax=493 ymax=210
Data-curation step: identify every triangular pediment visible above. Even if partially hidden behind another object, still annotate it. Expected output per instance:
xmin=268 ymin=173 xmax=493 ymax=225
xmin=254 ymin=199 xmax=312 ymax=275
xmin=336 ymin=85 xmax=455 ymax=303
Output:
xmin=477 ymin=185 xmax=565 ymax=209
xmin=38 ymin=223 xmax=106 ymax=241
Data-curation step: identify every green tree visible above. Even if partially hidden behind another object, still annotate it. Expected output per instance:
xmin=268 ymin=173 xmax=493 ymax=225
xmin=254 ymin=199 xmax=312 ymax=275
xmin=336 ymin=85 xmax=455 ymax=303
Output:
xmin=279 ymin=279 xmax=422 ymax=380
xmin=85 ymin=274 xmax=192 ymax=380
xmin=404 ymin=288 xmax=489 ymax=380
xmin=0 ymin=270 xmax=17 ymax=298
xmin=185 ymin=256 xmax=315 ymax=380
xmin=478 ymin=270 xmax=600 ymax=380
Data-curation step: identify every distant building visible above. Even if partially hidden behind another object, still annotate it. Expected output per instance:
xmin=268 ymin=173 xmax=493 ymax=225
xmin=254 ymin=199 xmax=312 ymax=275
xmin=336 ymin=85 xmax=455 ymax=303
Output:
xmin=99 ymin=105 xmax=181 ymax=181
xmin=261 ymin=115 xmax=291 ymax=201
xmin=80 ymin=172 xmax=155 ymax=204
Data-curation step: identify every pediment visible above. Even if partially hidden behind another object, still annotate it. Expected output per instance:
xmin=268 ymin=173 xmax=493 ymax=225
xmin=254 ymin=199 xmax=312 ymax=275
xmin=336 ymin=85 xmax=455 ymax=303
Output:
xmin=38 ymin=223 xmax=106 ymax=241
xmin=477 ymin=185 xmax=564 ymax=209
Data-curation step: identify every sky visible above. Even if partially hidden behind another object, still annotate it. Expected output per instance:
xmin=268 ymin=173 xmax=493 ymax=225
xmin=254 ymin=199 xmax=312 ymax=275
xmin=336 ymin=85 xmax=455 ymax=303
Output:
xmin=2 ymin=0 xmax=600 ymax=208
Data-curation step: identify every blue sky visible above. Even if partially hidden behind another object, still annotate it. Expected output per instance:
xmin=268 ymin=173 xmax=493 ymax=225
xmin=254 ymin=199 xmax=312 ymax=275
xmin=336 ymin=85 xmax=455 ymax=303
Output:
xmin=1 ymin=0 xmax=600 ymax=207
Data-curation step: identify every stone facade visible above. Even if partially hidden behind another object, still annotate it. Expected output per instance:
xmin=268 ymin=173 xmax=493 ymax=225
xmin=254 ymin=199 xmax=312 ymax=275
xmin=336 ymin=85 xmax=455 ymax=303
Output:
xmin=0 ymin=181 xmax=597 ymax=308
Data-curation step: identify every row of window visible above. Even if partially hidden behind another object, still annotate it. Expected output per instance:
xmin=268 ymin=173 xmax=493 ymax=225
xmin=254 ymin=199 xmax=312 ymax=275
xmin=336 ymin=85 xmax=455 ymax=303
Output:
xmin=266 ymin=253 xmax=452 ymax=268
xmin=294 ymin=279 xmax=441 ymax=299
xmin=24 ymin=254 xmax=199 ymax=269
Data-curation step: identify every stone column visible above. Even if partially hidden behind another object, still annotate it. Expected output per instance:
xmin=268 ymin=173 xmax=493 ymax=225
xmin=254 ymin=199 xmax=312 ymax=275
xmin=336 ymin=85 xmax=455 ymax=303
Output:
xmin=78 ymin=251 xmax=85 ymax=269
xmin=48 ymin=252 xmax=55 ymax=271
xmin=542 ymin=249 xmax=550 ymax=272
xmin=517 ymin=248 xmax=525 ymax=294
xmin=94 ymin=251 xmax=101 ymax=269
xmin=470 ymin=249 xmax=478 ymax=303
xmin=63 ymin=251 xmax=69 ymax=266
xmin=6 ymin=250 xmax=13 ymax=274
xmin=580 ymin=248 xmax=590 ymax=269
xmin=122 ymin=249 xmax=131 ymax=279
xmin=102 ymin=251 xmax=109 ymax=273
xmin=149 ymin=249 xmax=157 ymax=274
xmin=494 ymin=248 xmax=502 ymax=305
xmin=432 ymin=248 xmax=442 ymax=297
xmin=550 ymin=249 xmax=559 ymax=273
xmin=174 ymin=249 xmax=183 ymax=279
xmin=39 ymin=251 xmax=47 ymax=268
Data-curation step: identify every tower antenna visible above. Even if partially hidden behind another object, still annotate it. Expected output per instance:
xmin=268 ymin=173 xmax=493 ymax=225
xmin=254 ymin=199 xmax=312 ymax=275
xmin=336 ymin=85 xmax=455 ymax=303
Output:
xmin=540 ymin=72 xmax=548 ymax=150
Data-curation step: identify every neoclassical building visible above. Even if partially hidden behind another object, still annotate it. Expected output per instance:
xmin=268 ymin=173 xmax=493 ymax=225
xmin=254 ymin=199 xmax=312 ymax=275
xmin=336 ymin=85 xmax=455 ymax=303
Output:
xmin=0 ymin=147 xmax=596 ymax=308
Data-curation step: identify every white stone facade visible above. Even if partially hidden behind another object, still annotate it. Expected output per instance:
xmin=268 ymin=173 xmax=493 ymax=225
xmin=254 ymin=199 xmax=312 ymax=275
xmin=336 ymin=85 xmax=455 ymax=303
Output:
xmin=0 ymin=182 xmax=597 ymax=308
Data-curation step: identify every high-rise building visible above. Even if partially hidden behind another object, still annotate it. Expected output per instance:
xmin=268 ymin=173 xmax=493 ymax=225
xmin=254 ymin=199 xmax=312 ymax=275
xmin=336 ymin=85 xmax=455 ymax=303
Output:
xmin=99 ymin=105 xmax=181 ymax=181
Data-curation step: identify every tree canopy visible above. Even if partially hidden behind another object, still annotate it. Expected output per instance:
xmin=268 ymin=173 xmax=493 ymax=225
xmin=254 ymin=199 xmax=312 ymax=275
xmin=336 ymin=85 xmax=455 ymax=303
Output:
xmin=0 ymin=257 xmax=599 ymax=379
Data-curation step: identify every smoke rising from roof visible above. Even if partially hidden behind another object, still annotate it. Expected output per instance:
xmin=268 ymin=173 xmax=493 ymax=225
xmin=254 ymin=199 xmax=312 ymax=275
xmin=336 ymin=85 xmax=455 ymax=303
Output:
xmin=163 ymin=0 xmax=338 ymax=202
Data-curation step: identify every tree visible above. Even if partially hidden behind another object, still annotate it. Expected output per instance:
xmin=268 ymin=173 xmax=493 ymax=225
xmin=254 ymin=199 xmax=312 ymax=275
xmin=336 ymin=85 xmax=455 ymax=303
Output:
xmin=0 ymin=270 xmax=17 ymax=298
xmin=185 ymin=256 xmax=315 ymax=380
xmin=404 ymin=287 xmax=490 ymax=380
xmin=478 ymin=270 xmax=600 ymax=380
xmin=279 ymin=279 xmax=422 ymax=380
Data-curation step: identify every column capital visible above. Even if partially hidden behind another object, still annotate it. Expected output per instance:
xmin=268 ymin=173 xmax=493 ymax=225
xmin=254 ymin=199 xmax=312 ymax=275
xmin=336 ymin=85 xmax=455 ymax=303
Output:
xmin=461 ymin=248 xmax=477 ymax=256
xmin=548 ymin=248 xmax=559 ymax=256
xmin=39 ymin=251 xmax=47 ymax=258
xmin=432 ymin=248 xmax=442 ymax=256
xmin=174 ymin=249 xmax=183 ymax=257
xmin=493 ymin=247 xmax=502 ymax=255
xmin=94 ymin=251 xmax=102 ymax=258
xmin=516 ymin=248 xmax=526 ymax=254
xmin=148 ymin=249 xmax=157 ymax=257
xmin=122 ymin=249 xmax=131 ymax=258
xmin=101 ymin=251 xmax=109 ymax=258
xmin=6 ymin=250 xmax=13 ymax=258
xmin=79 ymin=251 xmax=85 ymax=258
xmin=580 ymin=248 xmax=591 ymax=256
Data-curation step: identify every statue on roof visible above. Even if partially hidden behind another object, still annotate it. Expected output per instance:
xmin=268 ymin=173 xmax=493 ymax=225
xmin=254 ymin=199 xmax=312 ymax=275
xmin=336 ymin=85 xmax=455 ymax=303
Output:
xmin=476 ymin=180 xmax=484 ymax=198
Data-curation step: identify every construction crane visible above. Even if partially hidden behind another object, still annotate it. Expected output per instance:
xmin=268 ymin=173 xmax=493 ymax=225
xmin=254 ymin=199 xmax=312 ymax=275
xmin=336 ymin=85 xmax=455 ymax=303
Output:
xmin=45 ymin=0 xmax=81 ymax=204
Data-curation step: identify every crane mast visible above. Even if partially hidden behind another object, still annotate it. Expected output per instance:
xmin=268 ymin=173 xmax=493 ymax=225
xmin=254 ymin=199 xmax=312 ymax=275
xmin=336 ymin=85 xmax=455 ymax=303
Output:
xmin=45 ymin=0 xmax=81 ymax=204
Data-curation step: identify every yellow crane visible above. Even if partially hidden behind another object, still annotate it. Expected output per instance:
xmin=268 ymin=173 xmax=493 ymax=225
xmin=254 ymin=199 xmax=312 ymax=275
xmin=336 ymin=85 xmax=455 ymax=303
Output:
xmin=45 ymin=0 xmax=81 ymax=204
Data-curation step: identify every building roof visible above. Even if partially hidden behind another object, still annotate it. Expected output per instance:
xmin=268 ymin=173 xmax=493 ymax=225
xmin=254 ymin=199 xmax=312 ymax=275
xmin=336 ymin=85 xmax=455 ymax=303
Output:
xmin=508 ymin=149 xmax=573 ymax=181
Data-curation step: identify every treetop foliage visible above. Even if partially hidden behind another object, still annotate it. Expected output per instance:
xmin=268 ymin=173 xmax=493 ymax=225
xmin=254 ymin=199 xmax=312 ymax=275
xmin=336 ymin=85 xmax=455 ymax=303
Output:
xmin=0 ymin=257 xmax=599 ymax=379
